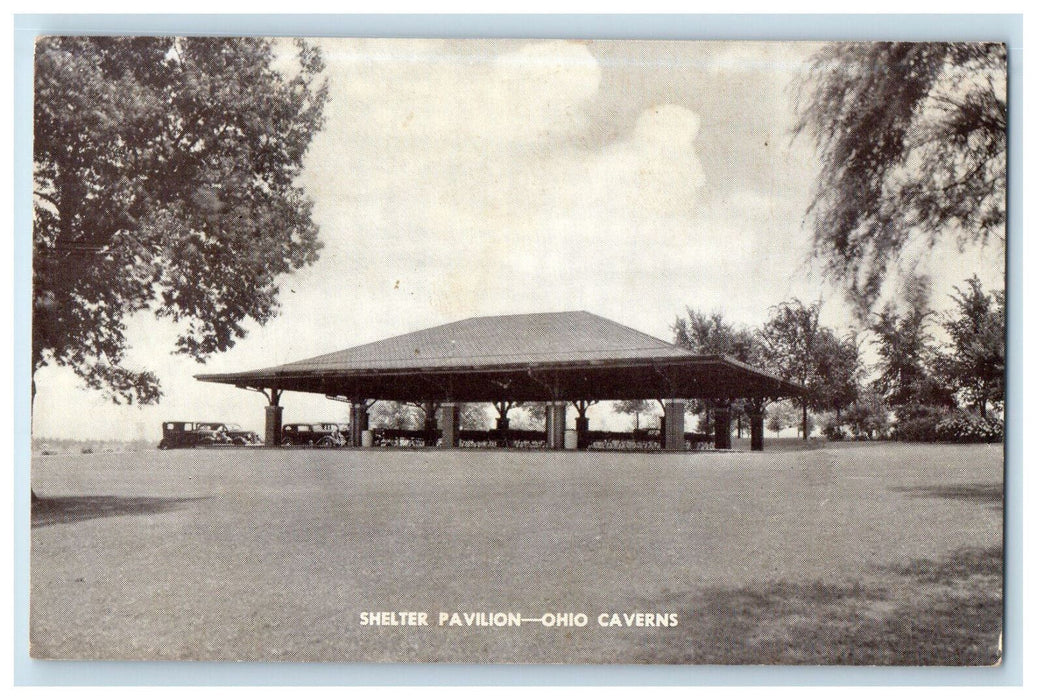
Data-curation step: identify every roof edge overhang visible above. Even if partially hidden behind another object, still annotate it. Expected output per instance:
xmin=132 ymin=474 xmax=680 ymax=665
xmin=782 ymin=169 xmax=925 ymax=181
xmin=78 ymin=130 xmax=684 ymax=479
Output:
xmin=195 ymin=354 xmax=805 ymax=397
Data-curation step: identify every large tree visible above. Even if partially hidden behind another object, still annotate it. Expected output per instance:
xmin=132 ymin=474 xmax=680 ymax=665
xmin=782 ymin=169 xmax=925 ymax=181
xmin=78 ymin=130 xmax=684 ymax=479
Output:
xmin=796 ymin=42 xmax=1006 ymax=312
xmin=673 ymin=308 xmax=766 ymax=430
xmin=869 ymin=276 xmax=952 ymax=409
xmin=936 ymin=276 xmax=1005 ymax=418
xmin=370 ymin=401 xmax=424 ymax=430
xmin=673 ymin=308 xmax=764 ymax=362
xmin=816 ymin=329 xmax=864 ymax=422
xmin=759 ymin=299 xmax=824 ymax=439
xmin=33 ymin=37 xmax=329 ymax=404
xmin=612 ymin=399 xmax=656 ymax=432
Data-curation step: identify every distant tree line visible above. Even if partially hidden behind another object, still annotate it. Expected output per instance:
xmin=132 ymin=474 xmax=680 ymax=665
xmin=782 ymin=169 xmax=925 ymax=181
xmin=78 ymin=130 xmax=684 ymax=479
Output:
xmin=662 ymin=275 xmax=1002 ymax=443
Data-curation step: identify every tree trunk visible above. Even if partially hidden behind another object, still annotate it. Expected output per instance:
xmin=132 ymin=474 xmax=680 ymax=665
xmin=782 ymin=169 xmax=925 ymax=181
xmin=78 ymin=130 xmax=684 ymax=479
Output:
xmin=802 ymin=402 xmax=808 ymax=440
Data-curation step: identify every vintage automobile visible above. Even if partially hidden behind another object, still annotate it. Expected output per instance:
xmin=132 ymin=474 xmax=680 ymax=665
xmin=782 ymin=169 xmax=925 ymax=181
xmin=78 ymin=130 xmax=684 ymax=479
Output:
xmin=198 ymin=422 xmax=262 ymax=446
xmin=281 ymin=423 xmax=341 ymax=447
xmin=281 ymin=423 xmax=351 ymax=447
xmin=158 ymin=421 xmax=261 ymax=449
xmin=313 ymin=423 xmax=351 ymax=447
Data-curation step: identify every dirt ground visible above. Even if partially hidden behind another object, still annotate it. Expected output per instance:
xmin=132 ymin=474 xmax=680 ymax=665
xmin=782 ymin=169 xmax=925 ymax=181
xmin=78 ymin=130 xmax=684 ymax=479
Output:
xmin=29 ymin=442 xmax=1004 ymax=664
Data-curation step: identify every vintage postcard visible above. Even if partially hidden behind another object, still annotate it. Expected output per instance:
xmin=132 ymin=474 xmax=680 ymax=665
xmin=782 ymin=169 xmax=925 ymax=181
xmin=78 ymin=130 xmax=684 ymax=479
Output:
xmin=29 ymin=37 xmax=1006 ymax=664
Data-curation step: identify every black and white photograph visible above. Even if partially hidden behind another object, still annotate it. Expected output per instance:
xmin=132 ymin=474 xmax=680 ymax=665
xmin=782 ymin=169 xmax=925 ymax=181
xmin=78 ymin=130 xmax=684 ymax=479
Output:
xmin=28 ymin=36 xmax=1007 ymax=665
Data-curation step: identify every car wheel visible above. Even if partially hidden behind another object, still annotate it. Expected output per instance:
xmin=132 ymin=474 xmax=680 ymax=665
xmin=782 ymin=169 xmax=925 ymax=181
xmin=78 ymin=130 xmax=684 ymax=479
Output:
xmin=281 ymin=438 xmax=294 ymax=447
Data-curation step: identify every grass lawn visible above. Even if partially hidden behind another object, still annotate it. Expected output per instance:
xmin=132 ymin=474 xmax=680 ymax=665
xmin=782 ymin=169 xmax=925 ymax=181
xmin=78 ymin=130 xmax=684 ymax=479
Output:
xmin=30 ymin=442 xmax=1003 ymax=664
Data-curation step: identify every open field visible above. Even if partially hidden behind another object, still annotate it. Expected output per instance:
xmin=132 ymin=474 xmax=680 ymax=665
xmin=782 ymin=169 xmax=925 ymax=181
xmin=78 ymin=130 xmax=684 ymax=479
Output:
xmin=30 ymin=442 xmax=1003 ymax=664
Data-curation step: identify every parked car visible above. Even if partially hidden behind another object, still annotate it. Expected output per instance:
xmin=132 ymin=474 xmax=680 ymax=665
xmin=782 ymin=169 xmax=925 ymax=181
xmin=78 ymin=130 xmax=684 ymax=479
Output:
xmin=282 ymin=423 xmax=322 ymax=447
xmin=158 ymin=421 xmax=261 ymax=449
xmin=283 ymin=423 xmax=350 ymax=447
xmin=198 ymin=422 xmax=262 ymax=446
xmin=314 ymin=423 xmax=350 ymax=447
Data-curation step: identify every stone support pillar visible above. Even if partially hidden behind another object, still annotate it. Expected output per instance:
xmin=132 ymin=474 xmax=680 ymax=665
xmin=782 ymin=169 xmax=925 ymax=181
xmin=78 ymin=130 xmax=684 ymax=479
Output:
xmin=351 ymin=401 xmax=369 ymax=447
xmin=440 ymin=403 xmax=460 ymax=448
xmin=664 ymin=399 xmax=687 ymax=451
xmin=545 ymin=401 xmax=567 ymax=449
xmin=713 ymin=404 xmax=732 ymax=450
xmin=264 ymin=405 xmax=283 ymax=447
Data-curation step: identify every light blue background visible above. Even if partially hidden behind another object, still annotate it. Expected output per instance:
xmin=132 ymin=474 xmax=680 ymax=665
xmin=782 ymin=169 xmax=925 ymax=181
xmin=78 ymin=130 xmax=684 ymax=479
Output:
xmin=13 ymin=13 xmax=1023 ymax=686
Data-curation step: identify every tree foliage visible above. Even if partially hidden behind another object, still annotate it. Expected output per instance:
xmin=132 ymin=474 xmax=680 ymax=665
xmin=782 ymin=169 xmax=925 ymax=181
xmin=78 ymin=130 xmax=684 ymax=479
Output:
xmin=760 ymin=299 xmax=866 ymax=439
xmin=370 ymin=401 xmax=424 ymax=430
xmin=841 ymin=389 xmax=891 ymax=440
xmin=936 ymin=276 xmax=1005 ymax=417
xmin=796 ymin=42 xmax=1006 ymax=311
xmin=673 ymin=308 xmax=764 ymax=364
xmin=759 ymin=300 xmax=823 ymax=438
xmin=869 ymin=276 xmax=952 ymax=409
xmin=673 ymin=308 xmax=766 ymax=424
xmin=765 ymin=402 xmax=797 ymax=437
xmin=816 ymin=330 xmax=864 ymax=419
xmin=460 ymin=404 xmax=492 ymax=431
xmin=33 ymin=37 xmax=329 ymax=403
xmin=612 ymin=399 xmax=656 ymax=431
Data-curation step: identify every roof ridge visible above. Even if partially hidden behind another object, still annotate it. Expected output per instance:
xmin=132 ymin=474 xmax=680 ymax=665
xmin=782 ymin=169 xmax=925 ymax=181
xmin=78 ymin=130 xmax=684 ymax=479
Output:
xmin=577 ymin=311 xmax=681 ymax=351
xmin=251 ymin=310 xmax=696 ymax=371
xmin=294 ymin=345 xmax=693 ymax=365
xmin=459 ymin=309 xmax=587 ymax=321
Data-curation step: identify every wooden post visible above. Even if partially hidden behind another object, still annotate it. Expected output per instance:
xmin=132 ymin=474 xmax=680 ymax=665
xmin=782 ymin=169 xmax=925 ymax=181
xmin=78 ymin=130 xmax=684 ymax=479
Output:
xmin=572 ymin=400 xmax=595 ymax=450
xmin=423 ymin=401 xmax=439 ymax=446
xmin=574 ymin=416 xmax=589 ymax=449
xmin=714 ymin=403 xmax=732 ymax=449
xmin=494 ymin=401 xmax=512 ymax=447
xmin=747 ymin=401 xmax=765 ymax=452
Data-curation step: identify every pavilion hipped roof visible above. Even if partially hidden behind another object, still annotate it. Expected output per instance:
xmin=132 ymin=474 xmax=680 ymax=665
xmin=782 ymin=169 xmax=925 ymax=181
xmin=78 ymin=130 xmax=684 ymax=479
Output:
xmin=195 ymin=311 xmax=804 ymax=402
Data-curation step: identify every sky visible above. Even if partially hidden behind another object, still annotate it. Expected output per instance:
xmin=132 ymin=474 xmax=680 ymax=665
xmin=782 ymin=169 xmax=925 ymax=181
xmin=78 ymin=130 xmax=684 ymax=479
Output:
xmin=31 ymin=39 xmax=1006 ymax=441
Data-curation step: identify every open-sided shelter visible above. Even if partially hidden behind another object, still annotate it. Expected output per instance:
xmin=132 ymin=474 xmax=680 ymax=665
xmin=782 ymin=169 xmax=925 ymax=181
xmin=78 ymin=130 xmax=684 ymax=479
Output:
xmin=195 ymin=311 xmax=803 ymax=451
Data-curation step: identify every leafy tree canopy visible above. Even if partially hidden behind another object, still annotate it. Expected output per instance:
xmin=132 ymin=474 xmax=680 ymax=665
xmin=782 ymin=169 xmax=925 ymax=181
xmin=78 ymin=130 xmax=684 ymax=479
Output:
xmin=33 ymin=37 xmax=329 ymax=403
xmin=612 ymin=399 xmax=657 ymax=430
xmin=370 ymin=401 xmax=424 ymax=430
xmin=796 ymin=42 xmax=1006 ymax=312
xmin=936 ymin=276 xmax=1005 ymax=417
xmin=869 ymin=276 xmax=952 ymax=409
xmin=672 ymin=308 xmax=764 ymax=365
xmin=760 ymin=299 xmax=867 ymax=438
xmin=815 ymin=329 xmax=864 ymax=418
xmin=760 ymin=299 xmax=824 ymax=400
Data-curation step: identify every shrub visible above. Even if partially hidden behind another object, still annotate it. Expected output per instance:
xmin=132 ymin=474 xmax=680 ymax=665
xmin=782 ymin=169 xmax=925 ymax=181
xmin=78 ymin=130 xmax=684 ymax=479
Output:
xmin=892 ymin=404 xmax=1004 ymax=443
xmin=822 ymin=417 xmax=847 ymax=441
xmin=935 ymin=411 xmax=1004 ymax=444
xmin=893 ymin=404 xmax=951 ymax=442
